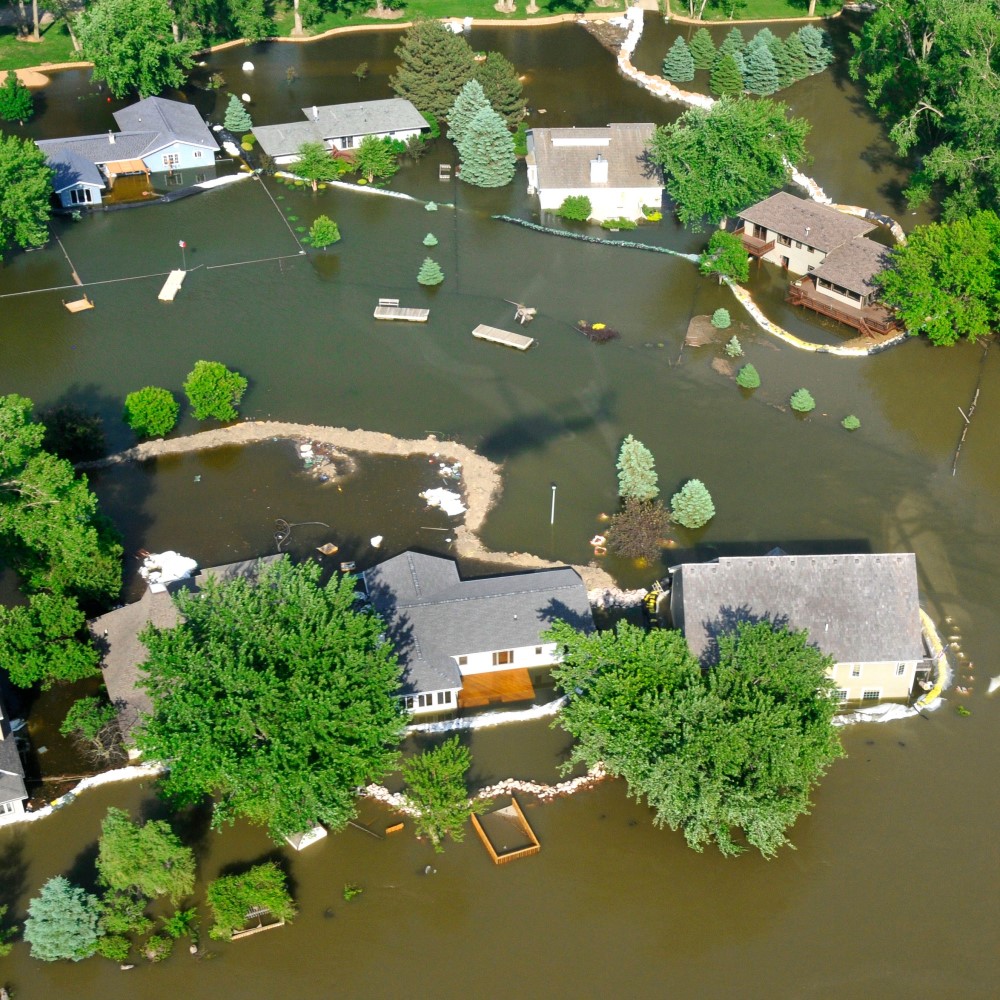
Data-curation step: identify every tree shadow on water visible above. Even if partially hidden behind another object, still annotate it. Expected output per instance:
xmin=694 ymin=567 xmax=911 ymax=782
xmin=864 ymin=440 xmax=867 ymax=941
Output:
xmin=0 ymin=834 xmax=29 ymax=919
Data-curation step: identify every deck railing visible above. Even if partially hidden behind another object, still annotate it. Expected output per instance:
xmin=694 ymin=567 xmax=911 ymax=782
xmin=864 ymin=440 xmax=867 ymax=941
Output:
xmin=787 ymin=283 xmax=900 ymax=335
xmin=734 ymin=227 xmax=776 ymax=257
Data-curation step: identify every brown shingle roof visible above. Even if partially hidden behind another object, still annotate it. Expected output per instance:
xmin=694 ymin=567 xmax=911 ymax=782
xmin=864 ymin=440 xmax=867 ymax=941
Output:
xmin=813 ymin=236 xmax=891 ymax=295
xmin=528 ymin=124 xmax=661 ymax=191
xmin=739 ymin=193 xmax=875 ymax=253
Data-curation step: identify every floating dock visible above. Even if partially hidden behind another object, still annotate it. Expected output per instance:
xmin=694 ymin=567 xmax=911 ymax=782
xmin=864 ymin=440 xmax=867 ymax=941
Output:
xmin=62 ymin=295 xmax=94 ymax=313
xmin=373 ymin=297 xmax=429 ymax=322
xmin=158 ymin=269 xmax=186 ymax=302
xmin=472 ymin=323 xmax=534 ymax=351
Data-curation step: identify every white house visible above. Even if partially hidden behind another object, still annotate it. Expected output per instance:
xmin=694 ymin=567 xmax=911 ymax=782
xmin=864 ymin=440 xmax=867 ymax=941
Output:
xmin=0 ymin=693 xmax=27 ymax=818
xmin=36 ymin=97 xmax=220 ymax=208
xmin=363 ymin=551 xmax=594 ymax=715
xmin=669 ymin=552 xmax=930 ymax=703
xmin=253 ymin=99 xmax=427 ymax=165
xmin=525 ymin=124 xmax=662 ymax=222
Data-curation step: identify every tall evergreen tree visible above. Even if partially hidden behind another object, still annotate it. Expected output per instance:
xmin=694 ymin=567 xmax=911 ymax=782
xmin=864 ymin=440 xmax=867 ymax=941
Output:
xmin=390 ymin=19 xmax=476 ymax=120
xmin=223 ymin=94 xmax=252 ymax=132
xmin=746 ymin=27 xmax=776 ymax=55
xmin=662 ymin=36 xmax=695 ymax=83
xmin=417 ymin=257 xmax=445 ymax=285
xmin=456 ymin=106 xmax=516 ymax=188
xmin=0 ymin=70 xmax=34 ymax=123
xmin=719 ymin=26 xmax=745 ymax=58
xmin=473 ymin=51 xmax=525 ymax=127
xmin=710 ymin=53 xmax=745 ymax=97
xmin=797 ymin=25 xmax=833 ymax=74
xmin=671 ymin=479 xmax=715 ymax=529
xmin=783 ymin=32 xmax=811 ymax=83
xmin=447 ymin=78 xmax=490 ymax=145
xmin=766 ymin=35 xmax=793 ymax=90
xmin=688 ymin=27 xmax=716 ymax=71
xmin=617 ymin=434 xmax=659 ymax=501
xmin=23 ymin=877 xmax=101 ymax=962
xmin=744 ymin=45 xmax=780 ymax=96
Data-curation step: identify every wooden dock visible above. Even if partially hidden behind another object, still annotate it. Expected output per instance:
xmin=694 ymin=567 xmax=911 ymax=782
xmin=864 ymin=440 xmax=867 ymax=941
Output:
xmin=373 ymin=298 xmax=429 ymax=322
xmin=158 ymin=270 xmax=186 ymax=302
xmin=472 ymin=323 xmax=534 ymax=351
xmin=63 ymin=295 xmax=94 ymax=313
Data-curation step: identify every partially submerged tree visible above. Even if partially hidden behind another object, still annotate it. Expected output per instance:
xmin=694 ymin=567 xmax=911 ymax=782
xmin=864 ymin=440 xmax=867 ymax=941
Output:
xmin=417 ymin=257 xmax=445 ymax=286
xmin=548 ymin=619 xmax=843 ymax=858
xmin=710 ymin=53 xmax=745 ymax=98
xmin=402 ymin=736 xmax=485 ymax=852
xmin=0 ymin=134 xmax=52 ymax=257
xmin=60 ymin=695 xmax=123 ymax=763
xmin=390 ymin=19 xmax=475 ymax=120
xmin=670 ymin=479 xmax=715 ymax=529
xmin=206 ymin=862 xmax=295 ymax=940
xmin=662 ymin=36 xmax=695 ymax=84
xmin=743 ymin=44 xmax=780 ymax=97
xmin=689 ymin=28 xmax=716 ymax=71
xmin=124 ymin=386 xmax=179 ymax=439
xmin=182 ymin=360 xmax=248 ymax=422
xmin=736 ymin=363 xmax=760 ymax=389
xmin=308 ymin=214 xmax=340 ymax=249
xmin=616 ymin=434 xmax=658 ymax=501
xmin=789 ymin=388 xmax=816 ymax=413
xmin=293 ymin=140 xmax=341 ymax=192
xmin=23 ymin=876 xmax=101 ymax=962
xmin=446 ymin=78 xmax=490 ymax=146
xmin=223 ymin=94 xmax=253 ymax=132
xmin=354 ymin=135 xmax=398 ymax=184
xmin=457 ymin=106 xmax=516 ymax=188
xmin=0 ymin=70 xmax=34 ymax=124
xmin=608 ymin=497 xmax=671 ymax=561
xmin=137 ymin=558 xmax=405 ymax=841
xmin=699 ymin=230 xmax=750 ymax=284
xmin=473 ymin=51 xmax=526 ymax=127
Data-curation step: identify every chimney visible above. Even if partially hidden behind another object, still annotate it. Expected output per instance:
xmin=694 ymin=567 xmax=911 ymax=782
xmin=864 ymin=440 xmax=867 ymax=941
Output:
xmin=108 ymin=130 xmax=115 ymax=145
xmin=590 ymin=152 xmax=608 ymax=184
xmin=312 ymin=105 xmax=318 ymax=121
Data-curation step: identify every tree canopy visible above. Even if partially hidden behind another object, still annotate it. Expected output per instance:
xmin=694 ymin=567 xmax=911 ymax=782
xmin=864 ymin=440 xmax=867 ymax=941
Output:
xmin=850 ymin=0 xmax=1000 ymax=218
xmin=647 ymin=97 xmax=810 ymax=231
xmin=473 ymin=51 xmax=525 ymax=128
xmin=670 ymin=478 xmax=715 ymax=529
xmin=124 ymin=386 xmax=179 ymax=439
xmin=390 ymin=19 xmax=475 ymax=120
xmin=0 ymin=70 xmax=34 ymax=123
xmin=354 ymin=135 xmax=398 ymax=184
xmin=875 ymin=211 xmax=1000 ymax=345
xmin=97 ymin=807 xmax=196 ymax=903
xmin=206 ymin=862 xmax=295 ymax=940
xmin=0 ymin=134 xmax=52 ymax=258
xmin=616 ymin=434 xmax=659 ymax=501
xmin=136 ymin=557 xmax=405 ymax=840
xmin=447 ymin=79 xmax=490 ymax=146
xmin=549 ymin=619 xmax=843 ymax=858
xmin=456 ymin=106 xmax=516 ymax=188
xmin=78 ymin=0 xmax=197 ymax=99
xmin=23 ymin=876 xmax=101 ymax=962
xmin=699 ymin=229 xmax=750 ymax=284
xmin=293 ymin=140 xmax=341 ymax=191
xmin=183 ymin=360 xmax=247 ymax=421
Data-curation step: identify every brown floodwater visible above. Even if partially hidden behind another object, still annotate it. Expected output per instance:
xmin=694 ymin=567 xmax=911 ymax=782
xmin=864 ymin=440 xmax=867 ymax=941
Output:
xmin=1 ymin=15 xmax=998 ymax=997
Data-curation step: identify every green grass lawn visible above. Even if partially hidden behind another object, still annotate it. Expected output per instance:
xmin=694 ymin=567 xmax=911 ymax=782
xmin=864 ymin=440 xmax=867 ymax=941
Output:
xmin=0 ymin=21 xmax=79 ymax=71
xmin=668 ymin=0 xmax=841 ymax=20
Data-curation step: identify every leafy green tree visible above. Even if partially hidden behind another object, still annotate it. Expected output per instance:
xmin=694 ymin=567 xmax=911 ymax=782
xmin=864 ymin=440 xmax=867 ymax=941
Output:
xmin=662 ymin=36 xmax=695 ymax=83
xmin=647 ymin=97 xmax=810 ymax=230
xmin=417 ymin=257 xmax=444 ymax=286
xmin=710 ymin=53 xmax=745 ymax=98
xmin=228 ymin=0 xmax=273 ymax=43
xmin=689 ymin=28 xmax=716 ymax=71
xmin=0 ymin=70 xmax=34 ymax=123
xmin=446 ymin=78 xmax=490 ymax=145
xmin=40 ymin=404 xmax=106 ymax=463
xmin=354 ymin=135 xmax=398 ymax=184
xmin=798 ymin=24 xmax=833 ymax=74
xmin=549 ymin=619 xmax=843 ymax=858
xmin=23 ymin=876 xmax=101 ymax=962
xmin=473 ymin=51 xmax=526 ymax=128
xmin=557 ymin=195 xmax=592 ymax=221
xmin=182 ymin=360 xmax=248 ymax=422
xmin=699 ymin=229 xmax=750 ymax=283
xmin=95 ymin=933 xmax=131 ymax=963
xmin=137 ymin=558 xmax=405 ymax=841
xmin=608 ymin=497 xmax=670 ymax=561
xmin=711 ymin=308 xmax=731 ymax=329
xmin=223 ymin=93 xmax=252 ymax=132
xmin=402 ymin=736 xmax=485 ymax=852
xmin=144 ymin=933 xmax=172 ymax=961
xmin=390 ymin=19 xmax=476 ymax=120
xmin=743 ymin=44 xmax=779 ymax=96
xmin=789 ymin=388 xmax=816 ymax=413
xmin=206 ymin=862 xmax=295 ymax=940
xmin=77 ymin=0 xmax=196 ymax=99
xmin=308 ymin=214 xmax=340 ymax=249
xmin=874 ymin=211 xmax=1000 ymax=345
xmin=0 ymin=134 xmax=52 ymax=257
xmin=719 ymin=26 xmax=745 ymax=58
xmin=60 ymin=695 xmax=122 ymax=762
xmin=293 ymin=140 xmax=340 ymax=192
xmin=0 ymin=904 xmax=14 ymax=958
xmin=456 ymin=106 xmax=516 ymax=188
xmin=97 ymin=808 xmax=196 ymax=904
xmin=124 ymin=386 xmax=178 ymax=439
xmin=783 ymin=31 xmax=811 ymax=83
xmin=616 ymin=434 xmax=659 ymax=501
xmin=736 ymin=363 xmax=760 ymax=389
xmin=670 ymin=478 xmax=715 ymax=529
xmin=98 ymin=889 xmax=152 ymax=937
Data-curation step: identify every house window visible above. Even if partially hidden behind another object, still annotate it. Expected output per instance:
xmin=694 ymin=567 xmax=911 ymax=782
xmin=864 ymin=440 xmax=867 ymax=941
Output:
xmin=70 ymin=188 xmax=93 ymax=205
xmin=0 ymin=801 xmax=14 ymax=814
xmin=795 ymin=240 xmax=802 ymax=249
xmin=458 ymin=655 xmax=467 ymax=666
xmin=777 ymin=234 xmax=791 ymax=247
xmin=834 ymin=689 xmax=848 ymax=702
xmin=437 ymin=690 xmax=452 ymax=705
xmin=194 ymin=151 xmax=203 ymax=159
xmin=862 ymin=690 xmax=880 ymax=701
xmin=851 ymin=664 xmax=861 ymax=677
xmin=163 ymin=153 xmax=180 ymax=168
xmin=492 ymin=650 xmax=513 ymax=666
xmin=535 ymin=646 xmax=542 ymax=655
xmin=418 ymin=693 xmax=433 ymax=708
xmin=342 ymin=136 xmax=355 ymax=149
xmin=403 ymin=696 xmax=414 ymax=709
xmin=896 ymin=663 xmax=906 ymax=676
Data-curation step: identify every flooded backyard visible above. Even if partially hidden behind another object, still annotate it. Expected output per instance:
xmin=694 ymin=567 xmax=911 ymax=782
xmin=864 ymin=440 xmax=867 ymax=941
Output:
xmin=1 ymin=13 xmax=999 ymax=996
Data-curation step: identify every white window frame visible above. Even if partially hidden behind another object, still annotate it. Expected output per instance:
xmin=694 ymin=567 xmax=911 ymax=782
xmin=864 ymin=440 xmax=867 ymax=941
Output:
xmin=851 ymin=664 xmax=861 ymax=677
xmin=492 ymin=650 xmax=514 ymax=666
xmin=862 ymin=689 xmax=880 ymax=701
xmin=895 ymin=663 xmax=906 ymax=676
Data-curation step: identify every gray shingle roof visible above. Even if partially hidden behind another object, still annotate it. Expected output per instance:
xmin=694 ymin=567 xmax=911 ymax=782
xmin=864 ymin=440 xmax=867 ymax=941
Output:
xmin=36 ymin=144 xmax=106 ymax=193
xmin=37 ymin=132 xmax=159 ymax=167
xmin=364 ymin=552 xmax=593 ymax=697
xmin=739 ymin=193 xmax=875 ymax=253
xmin=672 ymin=553 xmax=924 ymax=664
xmin=251 ymin=121 xmax=326 ymax=158
xmin=113 ymin=96 xmax=219 ymax=152
xmin=527 ymin=124 xmax=662 ymax=191
xmin=813 ymin=236 xmax=891 ymax=295
xmin=0 ymin=733 xmax=27 ymax=807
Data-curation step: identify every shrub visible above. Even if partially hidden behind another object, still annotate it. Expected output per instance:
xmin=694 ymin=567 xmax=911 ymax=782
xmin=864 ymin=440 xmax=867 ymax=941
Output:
xmin=96 ymin=934 xmax=131 ymax=963
xmin=417 ymin=258 xmax=445 ymax=286
xmin=161 ymin=908 xmax=198 ymax=941
xmin=309 ymin=215 xmax=341 ymax=249
xmin=123 ymin=386 xmax=179 ymax=439
xmin=724 ymin=335 xmax=742 ymax=357
xmin=98 ymin=890 xmax=153 ymax=937
xmin=790 ymin=388 xmax=816 ymax=413
xmin=206 ymin=862 xmax=296 ymax=941
xmin=183 ymin=361 xmax=248 ymax=422
xmin=425 ymin=201 xmax=438 ymax=211
xmin=557 ymin=195 xmax=592 ymax=222
xmin=600 ymin=217 xmax=638 ymax=231
xmin=144 ymin=934 xmax=173 ymax=962
xmin=354 ymin=61 xmax=369 ymax=80
xmin=343 ymin=883 xmax=363 ymax=901
xmin=242 ymin=132 xmax=257 ymax=148
xmin=670 ymin=479 xmax=715 ymax=529
xmin=643 ymin=209 xmax=663 ymax=222
xmin=608 ymin=498 xmax=671 ymax=560
xmin=513 ymin=122 xmax=528 ymax=157
xmin=736 ymin=363 xmax=761 ymax=389
xmin=423 ymin=232 xmax=439 ymax=246
xmin=842 ymin=414 xmax=861 ymax=431
xmin=421 ymin=111 xmax=441 ymax=139
xmin=712 ymin=308 xmax=731 ymax=329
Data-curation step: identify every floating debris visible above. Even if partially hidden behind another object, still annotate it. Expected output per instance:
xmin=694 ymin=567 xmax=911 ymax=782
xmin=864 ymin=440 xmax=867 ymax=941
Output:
xmin=339 ymin=561 xmax=356 ymax=572
xmin=420 ymin=487 xmax=466 ymax=516
xmin=316 ymin=543 xmax=339 ymax=556
xmin=577 ymin=320 xmax=620 ymax=343
xmin=370 ymin=535 xmax=383 ymax=548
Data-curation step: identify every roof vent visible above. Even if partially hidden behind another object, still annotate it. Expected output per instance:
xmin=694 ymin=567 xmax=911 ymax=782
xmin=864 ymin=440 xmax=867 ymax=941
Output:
xmin=312 ymin=105 xmax=319 ymax=121
xmin=108 ymin=130 xmax=115 ymax=145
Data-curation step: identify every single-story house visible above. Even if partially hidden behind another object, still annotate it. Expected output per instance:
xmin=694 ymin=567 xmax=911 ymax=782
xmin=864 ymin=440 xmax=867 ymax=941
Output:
xmin=0 ymin=694 xmax=28 ymax=817
xmin=363 ymin=551 xmax=594 ymax=715
xmin=525 ymin=124 xmax=662 ymax=222
xmin=668 ymin=551 xmax=930 ymax=703
xmin=91 ymin=554 xmax=283 ymax=744
xmin=252 ymin=98 xmax=427 ymax=165
xmin=36 ymin=96 xmax=219 ymax=208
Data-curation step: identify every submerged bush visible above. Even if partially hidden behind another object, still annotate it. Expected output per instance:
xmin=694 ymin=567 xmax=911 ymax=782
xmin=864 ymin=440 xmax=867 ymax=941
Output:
xmin=790 ymin=388 xmax=816 ymax=413
xmin=557 ymin=195 xmax=592 ymax=222
xmin=736 ymin=363 xmax=760 ymax=389
xmin=724 ymin=335 xmax=742 ymax=357
xmin=670 ymin=479 xmax=715 ymax=529
xmin=842 ymin=414 xmax=861 ymax=431
xmin=600 ymin=217 xmax=638 ymax=231
xmin=712 ymin=308 xmax=732 ymax=329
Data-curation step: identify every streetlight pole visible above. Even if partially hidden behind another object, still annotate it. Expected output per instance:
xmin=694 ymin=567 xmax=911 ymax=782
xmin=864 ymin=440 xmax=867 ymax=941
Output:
xmin=550 ymin=483 xmax=557 ymax=525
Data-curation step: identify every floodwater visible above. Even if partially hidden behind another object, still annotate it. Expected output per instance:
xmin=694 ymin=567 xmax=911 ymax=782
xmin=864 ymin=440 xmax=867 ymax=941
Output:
xmin=1 ymin=15 xmax=999 ymax=997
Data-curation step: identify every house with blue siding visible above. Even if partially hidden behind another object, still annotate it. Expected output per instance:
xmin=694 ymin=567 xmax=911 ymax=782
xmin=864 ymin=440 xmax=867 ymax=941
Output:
xmin=36 ymin=96 xmax=219 ymax=208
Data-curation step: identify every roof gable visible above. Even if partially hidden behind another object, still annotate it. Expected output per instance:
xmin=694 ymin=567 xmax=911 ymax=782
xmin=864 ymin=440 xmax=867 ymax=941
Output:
xmin=114 ymin=96 xmax=219 ymax=151
xmin=812 ymin=236 xmax=892 ymax=295
xmin=739 ymin=193 xmax=875 ymax=252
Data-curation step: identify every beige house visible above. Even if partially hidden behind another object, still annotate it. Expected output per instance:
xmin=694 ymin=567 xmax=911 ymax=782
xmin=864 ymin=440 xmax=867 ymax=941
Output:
xmin=525 ymin=124 xmax=662 ymax=222
xmin=669 ymin=552 xmax=929 ymax=703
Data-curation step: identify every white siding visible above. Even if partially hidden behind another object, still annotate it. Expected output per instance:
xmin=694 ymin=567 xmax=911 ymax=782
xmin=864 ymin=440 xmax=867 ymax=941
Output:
xmin=741 ymin=221 xmax=825 ymax=274
xmin=536 ymin=186 xmax=660 ymax=222
xmin=455 ymin=642 xmax=559 ymax=676
xmin=400 ymin=687 xmax=460 ymax=715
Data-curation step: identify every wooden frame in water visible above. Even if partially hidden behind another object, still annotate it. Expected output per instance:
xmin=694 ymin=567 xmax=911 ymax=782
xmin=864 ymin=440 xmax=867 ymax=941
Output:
xmin=471 ymin=796 xmax=540 ymax=865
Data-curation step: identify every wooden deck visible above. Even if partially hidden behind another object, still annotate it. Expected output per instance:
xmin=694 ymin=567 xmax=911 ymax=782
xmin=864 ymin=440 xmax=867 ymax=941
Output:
xmin=734 ymin=226 xmax=776 ymax=258
xmin=787 ymin=278 xmax=900 ymax=336
xmin=458 ymin=668 xmax=535 ymax=709
xmin=158 ymin=270 xmax=186 ymax=302
xmin=472 ymin=323 xmax=534 ymax=351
